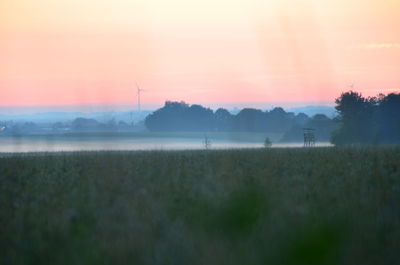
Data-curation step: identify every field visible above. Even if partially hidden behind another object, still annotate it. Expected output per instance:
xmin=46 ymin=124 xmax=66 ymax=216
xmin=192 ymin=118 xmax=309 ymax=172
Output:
xmin=1 ymin=147 xmax=399 ymax=265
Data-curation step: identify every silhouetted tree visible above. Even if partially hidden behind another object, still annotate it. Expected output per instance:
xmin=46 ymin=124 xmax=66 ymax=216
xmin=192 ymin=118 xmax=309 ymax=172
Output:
xmin=375 ymin=93 xmax=400 ymax=143
xmin=185 ymin=104 xmax=214 ymax=131
xmin=72 ymin=118 xmax=101 ymax=131
xmin=331 ymin=91 xmax=376 ymax=145
xmin=293 ymin=112 xmax=310 ymax=125
xmin=145 ymin=101 xmax=213 ymax=132
xmin=214 ymin=108 xmax=234 ymax=131
xmin=233 ymin=108 xmax=267 ymax=132
xmin=265 ymin=107 xmax=293 ymax=133
xmin=145 ymin=101 xmax=188 ymax=131
xmin=331 ymin=91 xmax=400 ymax=145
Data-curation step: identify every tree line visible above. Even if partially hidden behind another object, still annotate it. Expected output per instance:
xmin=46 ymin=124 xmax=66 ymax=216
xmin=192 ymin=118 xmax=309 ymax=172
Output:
xmin=332 ymin=91 xmax=400 ymax=145
xmin=145 ymin=91 xmax=400 ymax=145
xmin=145 ymin=101 xmax=336 ymax=141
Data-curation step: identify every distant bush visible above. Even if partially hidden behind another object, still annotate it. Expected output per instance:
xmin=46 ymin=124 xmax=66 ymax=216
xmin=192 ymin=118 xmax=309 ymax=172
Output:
xmin=264 ymin=137 xmax=272 ymax=148
xmin=72 ymin=117 xmax=101 ymax=130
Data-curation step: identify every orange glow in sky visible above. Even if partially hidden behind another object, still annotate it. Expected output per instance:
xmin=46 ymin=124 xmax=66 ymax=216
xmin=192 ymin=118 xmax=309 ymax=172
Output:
xmin=1 ymin=0 xmax=399 ymax=108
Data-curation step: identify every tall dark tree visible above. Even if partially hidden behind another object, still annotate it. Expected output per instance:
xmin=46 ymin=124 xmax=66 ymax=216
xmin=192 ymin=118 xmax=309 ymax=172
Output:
xmin=145 ymin=101 xmax=214 ymax=132
xmin=145 ymin=101 xmax=189 ymax=131
xmin=331 ymin=91 xmax=377 ymax=145
xmin=375 ymin=93 xmax=400 ymax=143
xmin=293 ymin=112 xmax=310 ymax=125
xmin=331 ymin=91 xmax=400 ymax=145
xmin=265 ymin=107 xmax=293 ymax=133
xmin=214 ymin=108 xmax=234 ymax=131
xmin=233 ymin=108 xmax=267 ymax=132
xmin=184 ymin=104 xmax=214 ymax=131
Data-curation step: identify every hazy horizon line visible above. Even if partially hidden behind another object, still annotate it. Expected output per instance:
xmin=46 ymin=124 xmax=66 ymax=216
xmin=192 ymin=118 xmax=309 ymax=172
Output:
xmin=0 ymin=100 xmax=335 ymax=115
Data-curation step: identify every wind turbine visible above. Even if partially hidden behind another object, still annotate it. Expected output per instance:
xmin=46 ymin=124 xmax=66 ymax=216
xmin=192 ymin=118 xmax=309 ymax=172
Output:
xmin=136 ymin=82 xmax=143 ymax=112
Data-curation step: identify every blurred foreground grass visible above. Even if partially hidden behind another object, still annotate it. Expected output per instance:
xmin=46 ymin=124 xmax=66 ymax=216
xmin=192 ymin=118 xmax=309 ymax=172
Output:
xmin=1 ymin=147 xmax=399 ymax=265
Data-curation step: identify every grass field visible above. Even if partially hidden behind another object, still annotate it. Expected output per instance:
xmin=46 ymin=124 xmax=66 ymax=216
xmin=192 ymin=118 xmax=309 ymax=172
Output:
xmin=1 ymin=147 xmax=399 ymax=265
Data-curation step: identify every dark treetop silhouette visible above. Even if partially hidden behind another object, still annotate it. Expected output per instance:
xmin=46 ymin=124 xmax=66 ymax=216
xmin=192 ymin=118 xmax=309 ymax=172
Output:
xmin=144 ymin=101 xmax=337 ymax=142
xmin=331 ymin=91 xmax=400 ymax=145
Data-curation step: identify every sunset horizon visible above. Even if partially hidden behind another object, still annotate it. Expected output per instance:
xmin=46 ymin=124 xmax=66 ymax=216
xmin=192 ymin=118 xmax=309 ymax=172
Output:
xmin=1 ymin=1 xmax=400 ymax=262
xmin=1 ymin=0 xmax=399 ymax=108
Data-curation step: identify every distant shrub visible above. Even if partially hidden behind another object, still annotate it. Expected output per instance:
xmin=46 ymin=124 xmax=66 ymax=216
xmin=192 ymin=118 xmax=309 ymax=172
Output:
xmin=203 ymin=135 xmax=211 ymax=149
xmin=264 ymin=137 xmax=272 ymax=148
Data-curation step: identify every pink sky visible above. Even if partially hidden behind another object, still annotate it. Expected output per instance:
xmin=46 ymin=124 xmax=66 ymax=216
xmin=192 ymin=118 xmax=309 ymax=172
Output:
xmin=1 ymin=0 xmax=399 ymax=109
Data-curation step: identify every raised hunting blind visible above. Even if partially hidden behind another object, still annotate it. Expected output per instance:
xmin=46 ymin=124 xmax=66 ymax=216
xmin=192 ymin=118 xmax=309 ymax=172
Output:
xmin=303 ymin=128 xmax=315 ymax=147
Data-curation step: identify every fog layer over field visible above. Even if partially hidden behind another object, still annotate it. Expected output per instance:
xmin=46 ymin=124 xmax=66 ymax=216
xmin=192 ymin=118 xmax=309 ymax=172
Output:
xmin=0 ymin=133 xmax=332 ymax=153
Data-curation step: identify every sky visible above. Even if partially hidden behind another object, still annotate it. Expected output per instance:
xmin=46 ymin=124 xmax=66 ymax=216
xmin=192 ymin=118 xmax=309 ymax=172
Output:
xmin=1 ymin=0 xmax=399 ymax=111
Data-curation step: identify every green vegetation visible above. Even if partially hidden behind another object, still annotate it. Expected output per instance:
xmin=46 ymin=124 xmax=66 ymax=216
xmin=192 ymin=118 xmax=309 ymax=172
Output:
xmin=1 ymin=147 xmax=400 ymax=265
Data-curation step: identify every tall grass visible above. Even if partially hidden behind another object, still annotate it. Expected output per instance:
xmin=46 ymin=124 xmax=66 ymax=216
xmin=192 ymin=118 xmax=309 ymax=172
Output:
xmin=1 ymin=147 xmax=399 ymax=265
